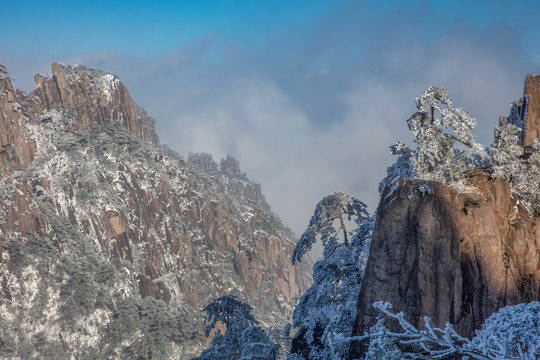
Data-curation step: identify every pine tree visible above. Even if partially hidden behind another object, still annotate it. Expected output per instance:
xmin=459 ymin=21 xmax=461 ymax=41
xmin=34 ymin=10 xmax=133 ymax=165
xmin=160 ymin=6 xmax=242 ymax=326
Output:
xmin=193 ymin=295 xmax=278 ymax=360
xmin=367 ymin=301 xmax=540 ymax=360
xmin=290 ymin=192 xmax=373 ymax=359
xmin=381 ymin=86 xmax=486 ymax=193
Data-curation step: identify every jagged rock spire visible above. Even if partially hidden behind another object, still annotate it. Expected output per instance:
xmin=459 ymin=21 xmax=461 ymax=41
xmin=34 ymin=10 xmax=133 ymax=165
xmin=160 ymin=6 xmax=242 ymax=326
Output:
xmin=30 ymin=63 xmax=159 ymax=143
xmin=0 ymin=63 xmax=159 ymax=170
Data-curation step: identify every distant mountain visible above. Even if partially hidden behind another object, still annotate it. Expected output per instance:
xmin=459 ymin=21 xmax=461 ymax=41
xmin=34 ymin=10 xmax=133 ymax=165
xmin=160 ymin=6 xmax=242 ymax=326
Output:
xmin=0 ymin=63 xmax=311 ymax=359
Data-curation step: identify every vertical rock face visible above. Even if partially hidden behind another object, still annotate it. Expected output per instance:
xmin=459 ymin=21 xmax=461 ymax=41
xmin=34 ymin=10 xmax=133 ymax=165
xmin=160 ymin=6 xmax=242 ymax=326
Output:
xmin=524 ymin=74 xmax=540 ymax=146
xmin=0 ymin=65 xmax=36 ymax=168
xmin=348 ymin=74 xmax=540 ymax=359
xmin=505 ymin=73 xmax=540 ymax=146
xmin=349 ymin=172 xmax=540 ymax=357
xmin=0 ymin=64 xmax=311 ymax=359
xmin=31 ymin=63 xmax=159 ymax=143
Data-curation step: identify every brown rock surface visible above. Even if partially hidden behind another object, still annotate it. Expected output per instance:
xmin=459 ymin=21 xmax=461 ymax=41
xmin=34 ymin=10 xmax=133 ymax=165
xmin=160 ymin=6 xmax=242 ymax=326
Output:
xmin=0 ymin=63 xmax=158 ymax=170
xmin=0 ymin=64 xmax=311 ymax=358
xmin=0 ymin=65 xmax=36 ymax=168
xmin=29 ymin=63 xmax=159 ymax=143
xmin=349 ymin=171 xmax=540 ymax=357
xmin=524 ymin=74 xmax=540 ymax=146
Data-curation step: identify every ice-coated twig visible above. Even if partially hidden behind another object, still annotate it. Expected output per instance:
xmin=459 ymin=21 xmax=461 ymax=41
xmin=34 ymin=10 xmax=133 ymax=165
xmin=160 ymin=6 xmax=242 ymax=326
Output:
xmin=372 ymin=301 xmax=524 ymax=360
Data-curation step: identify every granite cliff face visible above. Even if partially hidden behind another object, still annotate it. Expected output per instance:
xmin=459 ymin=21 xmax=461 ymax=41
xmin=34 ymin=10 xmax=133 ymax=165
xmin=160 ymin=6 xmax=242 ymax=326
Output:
xmin=0 ymin=64 xmax=311 ymax=359
xmin=348 ymin=75 xmax=540 ymax=358
xmin=523 ymin=74 xmax=540 ymax=146
xmin=351 ymin=174 xmax=540 ymax=339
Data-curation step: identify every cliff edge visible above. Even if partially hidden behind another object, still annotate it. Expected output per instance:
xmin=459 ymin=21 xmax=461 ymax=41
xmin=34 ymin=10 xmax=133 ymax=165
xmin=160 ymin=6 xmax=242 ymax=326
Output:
xmin=348 ymin=74 xmax=540 ymax=358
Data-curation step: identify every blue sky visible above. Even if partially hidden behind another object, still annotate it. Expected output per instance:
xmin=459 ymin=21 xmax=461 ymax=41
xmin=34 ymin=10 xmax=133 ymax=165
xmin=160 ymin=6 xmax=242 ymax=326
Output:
xmin=2 ymin=1 xmax=540 ymax=246
xmin=4 ymin=1 xmax=331 ymax=57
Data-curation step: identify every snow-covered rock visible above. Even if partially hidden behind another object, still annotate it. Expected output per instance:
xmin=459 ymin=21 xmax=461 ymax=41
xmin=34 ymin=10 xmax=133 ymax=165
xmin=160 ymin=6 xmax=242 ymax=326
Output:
xmin=0 ymin=64 xmax=311 ymax=359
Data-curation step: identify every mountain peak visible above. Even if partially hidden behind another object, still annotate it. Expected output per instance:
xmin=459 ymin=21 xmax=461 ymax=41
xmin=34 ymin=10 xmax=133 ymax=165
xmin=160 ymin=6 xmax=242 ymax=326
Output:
xmin=0 ymin=63 xmax=311 ymax=358
xmin=29 ymin=63 xmax=158 ymax=143
xmin=0 ymin=63 xmax=159 ymax=169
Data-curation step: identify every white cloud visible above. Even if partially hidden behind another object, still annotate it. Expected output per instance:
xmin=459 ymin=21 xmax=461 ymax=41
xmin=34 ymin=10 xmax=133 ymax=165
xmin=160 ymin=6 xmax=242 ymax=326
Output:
xmin=0 ymin=5 xmax=537 ymax=262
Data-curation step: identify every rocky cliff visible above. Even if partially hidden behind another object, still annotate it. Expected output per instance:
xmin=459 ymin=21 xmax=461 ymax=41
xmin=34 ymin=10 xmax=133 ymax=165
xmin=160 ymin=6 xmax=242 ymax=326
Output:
xmin=0 ymin=64 xmax=311 ymax=359
xmin=523 ymin=74 xmax=540 ymax=146
xmin=351 ymin=173 xmax=540 ymax=341
xmin=348 ymin=75 xmax=540 ymax=357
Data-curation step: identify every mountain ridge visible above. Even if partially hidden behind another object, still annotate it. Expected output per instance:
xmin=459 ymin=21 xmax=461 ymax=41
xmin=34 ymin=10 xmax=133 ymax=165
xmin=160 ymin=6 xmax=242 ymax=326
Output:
xmin=0 ymin=63 xmax=311 ymax=358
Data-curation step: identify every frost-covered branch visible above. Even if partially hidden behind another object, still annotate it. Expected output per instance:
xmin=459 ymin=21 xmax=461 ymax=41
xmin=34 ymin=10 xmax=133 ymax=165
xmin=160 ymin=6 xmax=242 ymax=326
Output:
xmin=369 ymin=301 xmax=540 ymax=360
xmin=373 ymin=301 xmax=490 ymax=359
xmin=381 ymin=86 xmax=487 ymax=193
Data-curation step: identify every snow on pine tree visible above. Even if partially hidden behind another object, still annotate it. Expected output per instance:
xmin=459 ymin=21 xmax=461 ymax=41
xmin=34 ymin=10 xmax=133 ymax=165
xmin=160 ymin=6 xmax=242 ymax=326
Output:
xmin=381 ymin=86 xmax=486 ymax=193
xmin=490 ymin=118 xmax=540 ymax=215
xmin=365 ymin=301 xmax=540 ymax=360
xmin=490 ymin=123 xmax=525 ymax=181
xmin=192 ymin=295 xmax=278 ymax=360
xmin=290 ymin=192 xmax=373 ymax=360
xmin=524 ymin=138 xmax=540 ymax=213
xmin=378 ymin=86 xmax=540 ymax=216
xmin=468 ymin=301 xmax=540 ymax=359
xmin=361 ymin=321 xmax=403 ymax=360
xmin=378 ymin=141 xmax=414 ymax=198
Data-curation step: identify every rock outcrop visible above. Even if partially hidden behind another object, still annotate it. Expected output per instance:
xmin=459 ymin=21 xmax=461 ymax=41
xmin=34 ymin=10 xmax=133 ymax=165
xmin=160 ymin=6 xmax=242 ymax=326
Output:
xmin=524 ymin=73 xmax=540 ymax=146
xmin=31 ymin=63 xmax=159 ymax=143
xmin=348 ymin=172 xmax=540 ymax=357
xmin=0 ymin=64 xmax=311 ymax=359
xmin=504 ymin=73 xmax=540 ymax=146
xmin=347 ymin=74 xmax=540 ymax=359
xmin=0 ymin=65 xmax=36 ymax=168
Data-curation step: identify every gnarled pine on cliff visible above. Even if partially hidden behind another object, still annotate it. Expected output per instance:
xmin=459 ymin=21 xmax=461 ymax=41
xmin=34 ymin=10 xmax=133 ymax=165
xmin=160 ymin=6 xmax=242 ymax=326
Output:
xmin=347 ymin=77 xmax=540 ymax=359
